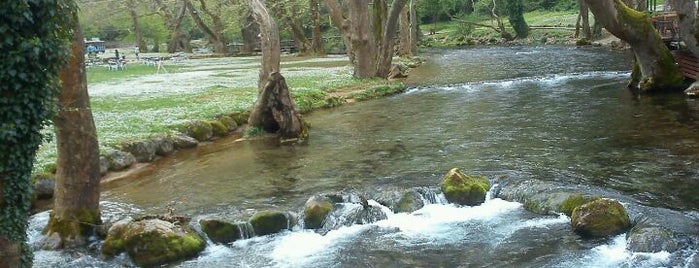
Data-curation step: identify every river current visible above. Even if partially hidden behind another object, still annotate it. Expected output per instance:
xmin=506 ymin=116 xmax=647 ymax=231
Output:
xmin=30 ymin=46 xmax=699 ymax=267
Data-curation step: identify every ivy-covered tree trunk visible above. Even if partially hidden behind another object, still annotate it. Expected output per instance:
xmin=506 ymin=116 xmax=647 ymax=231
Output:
xmin=247 ymin=0 xmax=308 ymax=143
xmin=584 ymin=0 xmax=684 ymax=91
xmin=0 ymin=1 xmax=74 ymax=266
xmin=325 ymin=0 xmax=407 ymax=78
xmin=42 ymin=10 xmax=102 ymax=250
xmin=506 ymin=0 xmax=529 ymax=38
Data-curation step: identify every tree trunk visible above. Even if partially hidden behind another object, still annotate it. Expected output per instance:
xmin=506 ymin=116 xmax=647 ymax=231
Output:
xmin=127 ymin=0 xmax=146 ymax=53
xmin=506 ymin=0 xmax=529 ymax=38
xmin=583 ymin=0 xmax=684 ymax=91
xmin=155 ymin=0 xmax=188 ymax=53
xmin=185 ymin=0 xmax=228 ymax=54
xmin=398 ymin=1 xmax=412 ymax=58
xmin=310 ymin=0 xmax=325 ymax=56
xmin=241 ymin=13 xmax=259 ymax=54
xmin=326 ymin=0 xmax=406 ymax=78
xmin=43 ymin=10 xmax=102 ymax=250
xmin=409 ymin=0 xmax=418 ymax=55
xmin=580 ymin=0 xmax=592 ymax=40
xmin=324 ymin=0 xmax=354 ymax=62
xmin=674 ymin=0 xmax=699 ymax=58
xmin=247 ymin=0 xmax=308 ymax=142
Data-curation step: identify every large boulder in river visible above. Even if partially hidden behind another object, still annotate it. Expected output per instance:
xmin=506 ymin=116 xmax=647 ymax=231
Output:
xmin=249 ymin=210 xmax=291 ymax=236
xmin=303 ymin=196 xmax=334 ymax=229
xmin=571 ymin=198 xmax=630 ymax=237
xmin=440 ymin=168 xmax=490 ymax=206
xmin=199 ymin=219 xmax=251 ymax=244
xmin=102 ymin=217 xmax=205 ymax=266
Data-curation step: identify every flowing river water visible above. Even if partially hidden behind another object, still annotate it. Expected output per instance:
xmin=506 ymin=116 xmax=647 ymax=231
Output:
xmin=30 ymin=46 xmax=699 ymax=267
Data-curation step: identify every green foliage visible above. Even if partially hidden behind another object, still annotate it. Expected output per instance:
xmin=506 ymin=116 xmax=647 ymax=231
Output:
xmin=0 ymin=0 xmax=75 ymax=266
xmin=244 ymin=126 xmax=266 ymax=137
xmin=350 ymin=83 xmax=406 ymax=101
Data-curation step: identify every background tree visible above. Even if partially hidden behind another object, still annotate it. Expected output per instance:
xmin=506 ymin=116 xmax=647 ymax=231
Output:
xmin=310 ymin=0 xmax=326 ymax=55
xmin=126 ymin=0 xmax=147 ymax=52
xmin=271 ymin=0 xmax=313 ymax=55
xmin=325 ymin=0 xmax=408 ymax=78
xmin=575 ymin=0 xmax=592 ymax=40
xmin=42 ymin=8 xmax=102 ymax=250
xmin=0 ymin=1 xmax=74 ymax=266
xmin=583 ymin=0 xmax=684 ymax=91
xmin=673 ymin=0 xmax=699 ymax=58
xmin=154 ymin=0 xmax=191 ymax=53
xmin=399 ymin=0 xmax=419 ymax=57
xmin=185 ymin=0 xmax=229 ymax=53
xmin=506 ymin=0 xmax=529 ymax=38
xmin=247 ymin=0 xmax=309 ymax=142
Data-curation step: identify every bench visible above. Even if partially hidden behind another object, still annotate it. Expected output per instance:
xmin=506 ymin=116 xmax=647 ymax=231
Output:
xmin=673 ymin=51 xmax=699 ymax=80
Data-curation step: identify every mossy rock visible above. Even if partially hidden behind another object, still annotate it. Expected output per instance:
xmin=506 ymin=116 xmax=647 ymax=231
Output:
xmin=231 ymin=111 xmax=251 ymax=125
xmin=249 ymin=210 xmax=289 ymax=236
xmin=303 ymin=196 xmax=334 ymax=229
xmin=121 ymin=219 xmax=205 ymax=266
xmin=101 ymin=218 xmax=132 ymax=257
xmin=199 ymin=219 xmax=245 ymax=244
xmin=440 ymin=168 xmax=490 ymax=206
xmin=395 ymin=191 xmax=425 ymax=213
xmin=184 ymin=121 xmax=213 ymax=141
xmin=217 ymin=115 xmax=238 ymax=131
xmin=560 ymin=194 xmax=600 ymax=216
xmin=208 ymin=120 xmax=229 ymax=137
xmin=571 ymin=198 xmax=630 ymax=237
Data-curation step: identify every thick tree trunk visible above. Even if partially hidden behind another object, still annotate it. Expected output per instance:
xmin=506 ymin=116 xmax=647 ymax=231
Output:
xmin=326 ymin=0 xmax=406 ymax=78
xmin=310 ymin=0 xmax=325 ymax=56
xmin=409 ymin=0 xmax=418 ymax=55
xmin=398 ymin=2 xmax=412 ymax=58
xmin=247 ymin=0 xmax=308 ymax=142
xmin=580 ymin=0 xmax=592 ymax=40
xmin=506 ymin=0 xmax=529 ymax=38
xmin=584 ymin=0 xmax=684 ymax=91
xmin=674 ymin=0 xmax=699 ymax=58
xmin=43 ymin=10 xmax=101 ymax=250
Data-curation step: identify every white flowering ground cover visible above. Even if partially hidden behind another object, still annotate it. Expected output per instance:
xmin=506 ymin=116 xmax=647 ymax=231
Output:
xmin=33 ymin=55 xmax=358 ymax=172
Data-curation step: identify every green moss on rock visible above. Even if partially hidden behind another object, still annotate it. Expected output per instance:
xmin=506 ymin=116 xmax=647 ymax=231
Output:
xmin=184 ymin=121 xmax=213 ymax=141
xmin=122 ymin=219 xmax=205 ymax=266
xmin=440 ymin=168 xmax=490 ymax=206
xmin=560 ymin=194 xmax=600 ymax=216
xmin=208 ymin=120 xmax=229 ymax=137
xmin=249 ymin=210 xmax=289 ymax=236
xmin=199 ymin=219 xmax=241 ymax=244
xmin=303 ymin=196 xmax=333 ymax=229
xmin=570 ymin=198 xmax=630 ymax=237
xmin=217 ymin=115 xmax=238 ymax=131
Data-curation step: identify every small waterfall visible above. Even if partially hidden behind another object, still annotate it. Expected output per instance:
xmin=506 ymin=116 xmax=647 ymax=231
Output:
xmin=236 ymin=222 xmax=255 ymax=240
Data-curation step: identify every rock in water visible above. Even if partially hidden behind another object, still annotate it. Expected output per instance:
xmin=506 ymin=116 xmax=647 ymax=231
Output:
xmin=303 ymin=196 xmax=334 ymax=229
xmin=199 ymin=219 xmax=246 ymax=244
xmin=684 ymin=81 xmax=699 ymax=97
xmin=102 ymin=218 xmax=205 ymax=266
xmin=440 ymin=168 xmax=490 ymax=206
xmin=570 ymin=198 xmax=630 ymax=237
xmin=249 ymin=210 xmax=290 ymax=236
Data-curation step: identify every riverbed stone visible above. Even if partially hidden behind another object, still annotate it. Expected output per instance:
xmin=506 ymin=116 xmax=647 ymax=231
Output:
xmin=105 ymin=150 xmax=136 ymax=171
xmin=217 ymin=115 xmax=238 ymax=131
xmin=121 ymin=139 xmax=157 ymax=162
xmin=172 ymin=133 xmax=199 ymax=149
xmin=184 ymin=120 xmax=213 ymax=141
xmin=249 ymin=210 xmax=290 ymax=236
xmin=627 ymin=226 xmax=680 ymax=253
xmin=560 ymin=194 xmax=600 ymax=216
xmin=440 ymin=168 xmax=490 ymax=206
xmin=103 ymin=218 xmax=205 ymax=266
xmin=571 ymin=198 xmax=630 ymax=237
xmin=154 ymin=137 xmax=175 ymax=156
xmin=199 ymin=219 xmax=246 ymax=244
xmin=303 ymin=196 xmax=334 ymax=229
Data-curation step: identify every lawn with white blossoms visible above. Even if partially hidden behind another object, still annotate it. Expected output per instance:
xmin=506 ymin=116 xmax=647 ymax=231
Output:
xmin=33 ymin=55 xmax=356 ymax=172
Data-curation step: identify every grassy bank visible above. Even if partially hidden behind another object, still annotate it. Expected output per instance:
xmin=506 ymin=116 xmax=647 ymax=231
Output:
xmin=420 ymin=10 xmax=583 ymax=47
xmin=33 ymin=55 xmax=404 ymax=173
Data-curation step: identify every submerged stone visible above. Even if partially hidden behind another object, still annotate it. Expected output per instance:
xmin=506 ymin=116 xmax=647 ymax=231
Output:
xmin=249 ymin=210 xmax=290 ymax=236
xmin=440 ymin=168 xmax=490 ymax=206
xmin=571 ymin=198 xmax=630 ymax=237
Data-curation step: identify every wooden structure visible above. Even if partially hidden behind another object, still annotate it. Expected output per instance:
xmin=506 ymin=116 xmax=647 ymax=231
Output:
xmin=652 ymin=11 xmax=698 ymax=80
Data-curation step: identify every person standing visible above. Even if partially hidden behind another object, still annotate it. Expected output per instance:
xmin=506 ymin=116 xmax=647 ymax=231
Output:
xmin=134 ymin=46 xmax=139 ymax=60
xmin=114 ymin=49 xmax=119 ymax=59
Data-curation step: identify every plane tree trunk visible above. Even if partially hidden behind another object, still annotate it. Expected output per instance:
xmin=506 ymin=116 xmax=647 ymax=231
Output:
xmin=673 ymin=0 xmax=699 ymax=58
xmin=584 ymin=0 xmax=684 ymax=91
xmin=247 ymin=0 xmax=308 ymax=143
xmin=42 ymin=10 xmax=102 ymax=250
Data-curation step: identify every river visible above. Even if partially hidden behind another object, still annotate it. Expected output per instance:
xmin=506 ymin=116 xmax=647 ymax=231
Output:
xmin=30 ymin=46 xmax=699 ymax=267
